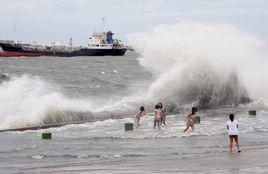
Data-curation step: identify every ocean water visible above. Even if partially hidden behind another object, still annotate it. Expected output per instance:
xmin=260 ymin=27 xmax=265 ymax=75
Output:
xmin=0 ymin=52 xmax=153 ymax=129
xmin=1 ymin=22 xmax=268 ymax=173
xmin=1 ymin=53 xmax=268 ymax=173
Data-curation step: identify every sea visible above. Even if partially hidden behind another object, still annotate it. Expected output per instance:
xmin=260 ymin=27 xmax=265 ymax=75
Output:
xmin=1 ymin=22 xmax=268 ymax=173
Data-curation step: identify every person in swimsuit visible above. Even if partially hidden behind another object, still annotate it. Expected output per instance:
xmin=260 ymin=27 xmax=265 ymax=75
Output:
xmin=154 ymin=104 xmax=162 ymax=130
xmin=226 ymin=114 xmax=241 ymax=153
xmin=134 ymin=106 xmax=145 ymax=128
xmin=158 ymin=102 xmax=167 ymax=126
xmin=183 ymin=107 xmax=197 ymax=132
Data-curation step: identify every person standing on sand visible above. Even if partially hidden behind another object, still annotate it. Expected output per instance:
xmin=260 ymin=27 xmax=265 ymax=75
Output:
xmin=134 ymin=106 xmax=145 ymax=128
xmin=183 ymin=107 xmax=197 ymax=132
xmin=226 ymin=114 xmax=241 ymax=153
xmin=154 ymin=104 xmax=162 ymax=130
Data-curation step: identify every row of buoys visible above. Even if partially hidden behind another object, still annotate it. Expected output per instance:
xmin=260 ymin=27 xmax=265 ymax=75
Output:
xmin=124 ymin=110 xmax=257 ymax=131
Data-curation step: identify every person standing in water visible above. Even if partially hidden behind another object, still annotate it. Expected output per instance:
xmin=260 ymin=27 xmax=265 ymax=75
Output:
xmin=183 ymin=107 xmax=198 ymax=132
xmin=158 ymin=102 xmax=167 ymax=126
xmin=154 ymin=104 xmax=162 ymax=130
xmin=134 ymin=106 xmax=145 ymax=128
xmin=226 ymin=114 xmax=241 ymax=153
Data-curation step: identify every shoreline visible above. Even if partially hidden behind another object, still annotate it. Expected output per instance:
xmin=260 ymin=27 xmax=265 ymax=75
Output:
xmin=1 ymin=131 xmax=268 ymax=173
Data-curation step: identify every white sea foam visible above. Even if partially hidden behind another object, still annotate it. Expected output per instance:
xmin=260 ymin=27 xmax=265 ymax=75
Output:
xmin=0 ymin=75 xmax=93 ymax=129
xmin=31 ymin=154 xmax=46 ymax=160
xmin=19 ymin=108 xmax=268 ymax=139
xmin=127 ymin=21 xmax=268 ymax=106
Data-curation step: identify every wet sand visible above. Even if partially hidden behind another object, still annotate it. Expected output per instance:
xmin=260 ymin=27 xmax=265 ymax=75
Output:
xmin=1 ymin=131 xmax=268 ymax=174
xmin=63 ymin=132 xmax=268 ymax=174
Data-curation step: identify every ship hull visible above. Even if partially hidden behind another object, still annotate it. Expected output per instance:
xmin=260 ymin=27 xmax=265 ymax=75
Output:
xmin=0 ymin=43 xmax=126 ymax=57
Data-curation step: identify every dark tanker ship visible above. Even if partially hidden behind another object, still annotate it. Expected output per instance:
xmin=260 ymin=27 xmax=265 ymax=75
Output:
xmin=0 ymin=31 xmax=127 ymax=57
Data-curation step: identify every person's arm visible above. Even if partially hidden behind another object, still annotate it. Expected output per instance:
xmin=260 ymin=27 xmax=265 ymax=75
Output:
xmin=188 ymin=113 xmax=193 ymax=122
xmin=226 ymin=121 xmax=229 ymax=130
xmin=163 ymin=108 xmax=166 ymax=115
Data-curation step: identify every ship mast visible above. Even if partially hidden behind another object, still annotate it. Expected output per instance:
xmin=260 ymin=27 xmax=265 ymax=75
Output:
xmin=69 ymin=37 xmax=73 ymax=51
xmin=102 ymin=18 xmax=105 ymax=32
xmin=13 ymin=22 xmax=16 ymax=41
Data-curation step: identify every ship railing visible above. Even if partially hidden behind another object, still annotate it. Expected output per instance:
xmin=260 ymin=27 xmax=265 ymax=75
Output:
xmin=0 ymin=40 xmax=16 ymax=44
xmin=88 ymin=43 xmax=126 ymax=49
xmin=88 ymin=44 xmax=114 ymax=48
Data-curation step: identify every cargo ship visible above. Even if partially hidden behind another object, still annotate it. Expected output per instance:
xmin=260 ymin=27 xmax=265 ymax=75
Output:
xmin=0 ymin=31 xmax=127 ymax=57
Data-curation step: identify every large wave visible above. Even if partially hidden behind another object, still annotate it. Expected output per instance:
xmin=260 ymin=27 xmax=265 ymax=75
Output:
xmin=0 ymin=75 xmax=138 ymax=129
xmin=127 ymin=21 xmax=267 ymax=109
xmin=0 ymin=75 xmax=95 ymax=129
xmin=1 ymin=21 xmax=267 ymax=130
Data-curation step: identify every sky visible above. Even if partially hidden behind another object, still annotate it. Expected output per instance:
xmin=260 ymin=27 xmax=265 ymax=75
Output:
xmin=0 ymin=0 xmax=268 ymax=46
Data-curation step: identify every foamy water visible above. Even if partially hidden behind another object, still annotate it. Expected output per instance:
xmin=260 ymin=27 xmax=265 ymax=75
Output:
xmin=128 ymin=21 xmax=268 ymax=106
xmin=1 ymin=107 xmax=268 ymax=174
xmin=12 ymin=106 xmax=267 ymax=140
xmin=0 ymin=75 xmax=93 ymax=129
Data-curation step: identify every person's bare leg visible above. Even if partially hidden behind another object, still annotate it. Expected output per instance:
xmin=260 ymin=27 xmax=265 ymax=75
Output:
xmin=163 ymin=117 xmax=166 ymax=126
xmin=183 ymin=127 xmax=189 ymax=132
xmin=234 ymin=136 xmax=241 ymax=152
xmin=191 ymin=125 xmax=195 ymax=132
xmin=229 ymin=136 xmax=233 ymax=152
xmin=157 ymin=121 xmax=160 ymax=130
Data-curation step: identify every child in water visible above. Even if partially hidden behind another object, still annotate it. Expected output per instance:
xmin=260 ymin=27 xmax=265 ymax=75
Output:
xmin=226 ymin=114 xmax=241 ymax=153
xmin=154 ymin=104 xmax=162 ymax=130
xmin=134 ymin=106 xmax=145 ymax=128
xmin=183 ymin=107 xmax=197 ymax=132
xmin=158 ymin=102 xmax=167 ymax=126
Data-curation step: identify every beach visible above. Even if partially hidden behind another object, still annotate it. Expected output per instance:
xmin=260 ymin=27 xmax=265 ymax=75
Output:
xmin=0 ymin=128 xmax=268 ymax=174
xmin=0 ymin=106 xmax=268 ymax=174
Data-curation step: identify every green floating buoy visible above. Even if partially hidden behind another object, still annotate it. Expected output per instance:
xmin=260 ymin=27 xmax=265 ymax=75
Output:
xmin=194 ymin=116 xmax=201 ymax=124
xmin=42 ymin=132 xmax=52 ymax=139
xmin=124 ymin=123 xmax=133 ymax=131
xmin=249 ymin=110 xmax=256 ymax=117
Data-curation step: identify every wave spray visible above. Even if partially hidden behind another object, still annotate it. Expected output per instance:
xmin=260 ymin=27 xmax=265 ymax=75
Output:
xmin=128 ymin=21 xmax=267 ymax=108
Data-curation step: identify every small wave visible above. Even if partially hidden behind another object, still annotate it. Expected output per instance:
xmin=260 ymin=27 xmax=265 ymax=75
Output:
xmin=99 ymin=154 xmax=122 ymax=159
xmin=31 ymin=154 xmax=46 ymax=160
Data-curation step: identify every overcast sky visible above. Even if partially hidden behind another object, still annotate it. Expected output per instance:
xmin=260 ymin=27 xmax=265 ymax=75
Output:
xmin=0 ymin=0 xmax=267 ymax=45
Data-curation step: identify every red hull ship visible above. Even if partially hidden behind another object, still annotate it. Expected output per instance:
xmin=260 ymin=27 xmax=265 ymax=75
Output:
xmin=0 ymin=31 xmax=127 ymax=57
xmin=0 ymin=51 xmax=44 ymax=57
